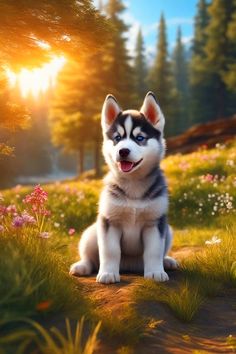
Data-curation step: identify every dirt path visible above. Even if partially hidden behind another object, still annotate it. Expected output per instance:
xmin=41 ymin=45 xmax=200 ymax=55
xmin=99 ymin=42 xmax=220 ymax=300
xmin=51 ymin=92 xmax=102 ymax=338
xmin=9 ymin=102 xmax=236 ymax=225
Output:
xmin=75 ymin=249 xmax=236 ymax=354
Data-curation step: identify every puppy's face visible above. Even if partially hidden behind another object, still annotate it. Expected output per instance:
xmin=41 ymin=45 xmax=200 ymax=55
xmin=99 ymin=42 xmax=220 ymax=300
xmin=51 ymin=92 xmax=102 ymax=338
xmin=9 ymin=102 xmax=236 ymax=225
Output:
xmin=101 ymin=92 xmax=166 ymax=177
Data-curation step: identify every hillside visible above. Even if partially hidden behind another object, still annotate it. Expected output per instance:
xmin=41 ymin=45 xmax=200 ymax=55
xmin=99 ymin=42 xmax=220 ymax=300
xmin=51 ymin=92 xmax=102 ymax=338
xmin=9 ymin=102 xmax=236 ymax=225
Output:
xmin=167 ymin=115 xmax=236 ymax=154
xmin=0 ymin=140 xmax=235 ymax=353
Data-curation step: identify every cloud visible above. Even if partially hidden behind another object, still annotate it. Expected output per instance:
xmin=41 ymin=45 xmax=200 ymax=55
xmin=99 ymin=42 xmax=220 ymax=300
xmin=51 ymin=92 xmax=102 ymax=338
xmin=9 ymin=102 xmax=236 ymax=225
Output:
xmin=143 ymin=17 xmax=193 ymax=37
xmin=121 ymin=12 xmax=141 ymax=57
xmin=166 ymin=17 xmax=194 ymax=26
xmin=182 ymin=35 xmax=193 ymax=45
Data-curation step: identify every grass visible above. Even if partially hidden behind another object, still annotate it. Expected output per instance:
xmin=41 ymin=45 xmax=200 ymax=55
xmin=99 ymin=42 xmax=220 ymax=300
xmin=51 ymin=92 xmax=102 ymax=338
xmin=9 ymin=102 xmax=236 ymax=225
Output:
xmin=0 ymin=140 xmax=235 ymax=352
xmin=0 ymin=317 xmax=101 ymax=354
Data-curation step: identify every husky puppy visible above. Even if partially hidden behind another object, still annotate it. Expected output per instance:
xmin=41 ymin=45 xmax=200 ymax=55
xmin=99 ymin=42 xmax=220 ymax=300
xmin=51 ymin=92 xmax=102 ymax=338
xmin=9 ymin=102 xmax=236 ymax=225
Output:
xmin=70 ymin=92 xmax=178 ymax=284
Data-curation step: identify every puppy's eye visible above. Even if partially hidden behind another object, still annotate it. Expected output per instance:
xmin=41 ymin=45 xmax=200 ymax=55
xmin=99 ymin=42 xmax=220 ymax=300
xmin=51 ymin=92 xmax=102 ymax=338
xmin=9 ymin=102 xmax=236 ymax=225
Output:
xmin=114 ymin=135 xmax=121 ymax=142
xmin=136 ymin=135 xmax=145 ymax=142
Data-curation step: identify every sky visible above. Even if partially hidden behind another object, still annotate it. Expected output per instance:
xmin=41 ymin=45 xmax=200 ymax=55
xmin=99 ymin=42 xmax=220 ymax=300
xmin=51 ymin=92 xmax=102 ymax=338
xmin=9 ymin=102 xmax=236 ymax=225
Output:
xmin=94 ymin=0 xmax=198 ymax=61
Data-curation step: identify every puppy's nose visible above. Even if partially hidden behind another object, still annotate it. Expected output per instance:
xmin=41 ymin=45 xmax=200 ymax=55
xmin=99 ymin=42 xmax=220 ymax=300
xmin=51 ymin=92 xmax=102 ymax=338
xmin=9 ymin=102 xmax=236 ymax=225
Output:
xmin=119 ymin=148 xmax=130 ymax=158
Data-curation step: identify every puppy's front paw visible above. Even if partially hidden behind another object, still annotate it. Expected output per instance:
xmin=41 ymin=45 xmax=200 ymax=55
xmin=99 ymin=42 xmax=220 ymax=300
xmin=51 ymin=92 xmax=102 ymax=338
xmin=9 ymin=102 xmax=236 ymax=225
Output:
xmin=144 ymin=270 xmax=169 ymax=282
xmin=69 ymin=261 xmax=92 ymax=276
xmin=96 ymin=272 xmax=120 ymax=284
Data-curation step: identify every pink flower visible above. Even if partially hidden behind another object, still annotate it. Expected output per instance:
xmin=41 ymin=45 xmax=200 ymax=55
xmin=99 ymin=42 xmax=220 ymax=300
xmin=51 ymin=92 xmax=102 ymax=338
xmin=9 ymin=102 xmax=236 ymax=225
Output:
xmin=6 ymin=205 xmax=17 ymax=214
xmin=179 ymin=162 xmax=190 ymax=171
xmin=0 ymin=225 xmax=4 ymax=233
xmin=68 ymin=228 xmax=75 ymax=236
xmin=205 ymin=174 xmax=214 ymax=182
xmin=23 ymin=185 xmax=48 ymax=206
xmin=23 ymin=185 xmax=50 ymax=216
xmin=12 ymin=216 xmax=24 ymax=228
xmin=0 ymin=206 xmax=7 ymax=216
xmin=38 ymin=232 xmax=51 ymax=239
xmin=21 ymin=211 xmax=36 ymax=224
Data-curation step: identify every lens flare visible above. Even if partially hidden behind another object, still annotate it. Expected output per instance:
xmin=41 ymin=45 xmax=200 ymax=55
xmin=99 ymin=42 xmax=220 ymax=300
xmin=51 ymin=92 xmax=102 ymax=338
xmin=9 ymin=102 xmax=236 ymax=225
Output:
xmin=5 ymin=56 xmax=66 ymax=98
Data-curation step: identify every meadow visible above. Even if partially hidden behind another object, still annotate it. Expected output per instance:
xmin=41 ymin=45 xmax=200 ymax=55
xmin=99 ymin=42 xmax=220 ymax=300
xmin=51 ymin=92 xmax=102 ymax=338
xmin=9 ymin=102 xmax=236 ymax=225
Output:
xmin=0 ymin=140 xmax=235 ymax=354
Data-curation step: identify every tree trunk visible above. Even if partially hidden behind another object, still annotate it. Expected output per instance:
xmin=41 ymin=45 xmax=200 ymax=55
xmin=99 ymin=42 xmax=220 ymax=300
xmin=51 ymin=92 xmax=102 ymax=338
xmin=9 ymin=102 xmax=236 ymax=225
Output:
xmin=78 ymin=145 xmax=84 ymax=176
xmin=217 ymin=80 xmax=226 ymax=119
xmin=94 ymin=141 xmax=101 ymax=177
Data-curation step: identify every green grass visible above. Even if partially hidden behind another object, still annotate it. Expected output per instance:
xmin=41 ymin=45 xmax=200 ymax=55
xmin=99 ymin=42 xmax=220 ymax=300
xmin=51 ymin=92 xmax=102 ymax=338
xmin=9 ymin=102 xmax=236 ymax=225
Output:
xmin=0 ymin=140 xmax=235 ymax=351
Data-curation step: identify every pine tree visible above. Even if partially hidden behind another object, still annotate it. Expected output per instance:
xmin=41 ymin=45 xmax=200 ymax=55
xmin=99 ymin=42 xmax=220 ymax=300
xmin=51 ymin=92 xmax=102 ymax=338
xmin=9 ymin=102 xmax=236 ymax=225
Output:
xmin=192 ymin=0 xmax=209 ymax=56
xmin=190 ymin=0 xmax=214 ymax=124
xmin=204 ymin=0 xmax=235 ymax=118
xmin=221 ymin=0 xmax=236 ymax=93
xmin=51 ymin=55 xmax=105 ymax=176
xmin=104 ymin=0 xmax=134 ymax=108
xmin=133 ymin=28 xmax=147 ymax=106
xmin=148 ymin=14 xmax=176 ymax=136
xmin=172 ymin=26 xmax=189 ymax=133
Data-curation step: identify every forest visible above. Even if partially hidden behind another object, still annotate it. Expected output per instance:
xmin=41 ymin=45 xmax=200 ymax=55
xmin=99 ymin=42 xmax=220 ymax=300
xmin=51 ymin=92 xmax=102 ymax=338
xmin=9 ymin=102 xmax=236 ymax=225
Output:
xmin=1 ymin=0 xmax=236 ymax=186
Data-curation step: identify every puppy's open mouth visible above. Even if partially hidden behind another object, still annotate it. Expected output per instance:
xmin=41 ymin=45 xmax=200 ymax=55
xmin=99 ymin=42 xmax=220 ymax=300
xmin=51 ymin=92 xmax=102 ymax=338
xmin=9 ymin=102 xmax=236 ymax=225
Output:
xmin=118 ymin=159 xmax=143 ymax=173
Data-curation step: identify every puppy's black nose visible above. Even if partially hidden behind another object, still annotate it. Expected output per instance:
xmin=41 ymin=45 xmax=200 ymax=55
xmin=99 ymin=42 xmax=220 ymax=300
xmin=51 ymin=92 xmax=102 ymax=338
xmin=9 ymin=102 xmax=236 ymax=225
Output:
xmin=119 ymin=148 xmax=130 ymax=158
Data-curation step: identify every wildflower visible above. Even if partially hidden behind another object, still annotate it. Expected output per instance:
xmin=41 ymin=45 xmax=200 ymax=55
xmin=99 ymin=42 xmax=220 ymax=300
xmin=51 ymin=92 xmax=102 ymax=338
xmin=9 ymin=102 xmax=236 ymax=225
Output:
xmin=0 ymin=206 xmax=7 ymax=216
xmin=54 ymin=222 xmax=60 ymax=228
xmin=36 ymin=300 xmax=52 ymax=311
xmin=226 ymin=160 xmax=234 ymax=167
xmin=205 ymin=236 xmax=221 ymax=245
xmin=23 ymin=185 xmax=48 ymax=215
xmin=0 ymin=225 xmax=4 ymax=233
xmin=21 ymin=211 xmax=36 ymax=224
xmin=6 ymin=205 xmax=17 ymax=214
xmin=204 ymin=174 xmax=214 ymax=182
xmin=68 ymin=228 xmax=75 ymax=236
xmin=38 ymin=232 xmax=51 ymax=239
xmin=60 ymin=213 xmax=65 ymax=218
xmin=12 ymin=216 xmax=24 ymax=228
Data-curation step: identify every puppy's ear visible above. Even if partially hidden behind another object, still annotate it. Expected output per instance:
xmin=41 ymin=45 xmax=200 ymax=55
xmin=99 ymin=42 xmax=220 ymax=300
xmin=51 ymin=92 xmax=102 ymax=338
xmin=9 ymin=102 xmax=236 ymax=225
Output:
xmin=102 ymin=94 xmax=121 ymax=131
xmin=140 ymin=92 xmax=165 ymax=133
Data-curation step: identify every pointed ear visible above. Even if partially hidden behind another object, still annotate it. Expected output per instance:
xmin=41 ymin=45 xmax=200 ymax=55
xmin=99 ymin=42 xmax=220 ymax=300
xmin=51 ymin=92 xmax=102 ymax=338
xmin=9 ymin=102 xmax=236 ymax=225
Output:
xmin=140 ymin=92 xmax=165 ymax=133
xmin=101 ymin=94 xmax=121 ymax=131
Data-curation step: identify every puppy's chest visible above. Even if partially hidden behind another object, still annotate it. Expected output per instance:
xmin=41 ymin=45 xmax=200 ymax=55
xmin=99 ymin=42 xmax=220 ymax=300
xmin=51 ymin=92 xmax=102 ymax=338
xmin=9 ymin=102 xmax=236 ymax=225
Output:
xmin=100 ymin=191 xmax=168 ymax=226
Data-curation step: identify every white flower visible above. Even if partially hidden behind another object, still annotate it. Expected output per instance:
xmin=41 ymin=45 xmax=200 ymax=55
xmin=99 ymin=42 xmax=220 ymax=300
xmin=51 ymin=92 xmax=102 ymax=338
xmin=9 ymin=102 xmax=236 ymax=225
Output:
xmin=39 ymin=232 xmax=51 ymax=239
xmin=205 ymin=236 xmax=221 ymax=245
xmin=54 ymin=222 xmax=60 ymax=228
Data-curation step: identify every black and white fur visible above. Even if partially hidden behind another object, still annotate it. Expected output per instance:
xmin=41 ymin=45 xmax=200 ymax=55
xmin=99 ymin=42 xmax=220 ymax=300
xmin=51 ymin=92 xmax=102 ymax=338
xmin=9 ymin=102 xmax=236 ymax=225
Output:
xmin=70 ymin=92 xmax=178 ymax=284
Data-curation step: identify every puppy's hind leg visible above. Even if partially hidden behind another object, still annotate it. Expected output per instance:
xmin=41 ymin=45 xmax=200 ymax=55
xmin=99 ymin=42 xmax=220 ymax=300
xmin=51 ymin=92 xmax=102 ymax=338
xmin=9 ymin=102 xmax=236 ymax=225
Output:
xmin=70 ymin=223 xmax=98 ymax=276
xmin=163 ymin=225 xmax=178 ymax=271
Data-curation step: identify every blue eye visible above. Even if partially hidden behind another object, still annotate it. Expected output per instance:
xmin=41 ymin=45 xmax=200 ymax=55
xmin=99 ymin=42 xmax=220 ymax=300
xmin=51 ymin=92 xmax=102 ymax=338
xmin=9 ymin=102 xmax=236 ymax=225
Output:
xmin=114 ymin=135 xmax=121 ymax=142
xmin=136 ymin=135 xmax=145 ymax=142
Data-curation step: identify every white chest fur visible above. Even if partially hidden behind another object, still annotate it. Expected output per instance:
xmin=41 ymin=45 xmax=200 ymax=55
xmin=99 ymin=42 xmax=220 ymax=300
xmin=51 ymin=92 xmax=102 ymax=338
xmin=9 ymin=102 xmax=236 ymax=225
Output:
xmin=99 ymin=189 xmax=168 ymax=255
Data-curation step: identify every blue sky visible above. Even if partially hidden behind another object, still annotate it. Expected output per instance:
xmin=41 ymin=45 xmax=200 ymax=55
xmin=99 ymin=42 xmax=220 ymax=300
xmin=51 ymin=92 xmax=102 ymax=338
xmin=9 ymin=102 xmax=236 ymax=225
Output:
xmin=94 ymin=0 xmax=198 ymax=60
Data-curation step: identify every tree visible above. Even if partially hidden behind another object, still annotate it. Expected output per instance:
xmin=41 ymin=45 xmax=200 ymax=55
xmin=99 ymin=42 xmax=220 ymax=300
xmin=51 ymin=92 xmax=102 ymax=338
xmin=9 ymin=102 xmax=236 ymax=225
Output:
xmin=148 ymin=14 xmax=176 ymax=136
xmin=172 ymin=26 xmax=189 ymax=133
xmin=190 ymin=0 xmax=236 ymax=123
xmin=133 ymin=28 xmax=147 ymax=107
xmin=51 ymin=56 xmax=105 ymax=176
xmin=0 ymin=0 xmax=109 ymax=183
xmin=204 ymin=0 xmax=235 ymax=118
xmin=221 ymin=0 xmax=236 ymax=93
xmin=0 ymin=0 xmax=108 ymax=69
xmin=190 ymin=0 xmax=214 ymax=124
xmin=0 ymin=74 xmax=29 ymax=155
xmin=51 ymin=0 xmax=134 ymax=176
xmin=103 ymin=0 xmax=134 ymax=108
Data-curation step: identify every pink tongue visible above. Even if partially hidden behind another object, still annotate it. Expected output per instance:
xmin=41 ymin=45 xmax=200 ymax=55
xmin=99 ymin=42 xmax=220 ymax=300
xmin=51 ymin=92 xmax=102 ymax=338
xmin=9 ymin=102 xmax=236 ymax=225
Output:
xmin=120 ymin=161 xmax=134 ymax=172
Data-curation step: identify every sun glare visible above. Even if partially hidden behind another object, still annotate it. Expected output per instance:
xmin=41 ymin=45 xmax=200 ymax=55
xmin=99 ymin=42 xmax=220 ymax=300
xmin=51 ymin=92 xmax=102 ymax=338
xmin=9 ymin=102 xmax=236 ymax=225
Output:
xmin=5 ymin=56 xmax=66 ymax=98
